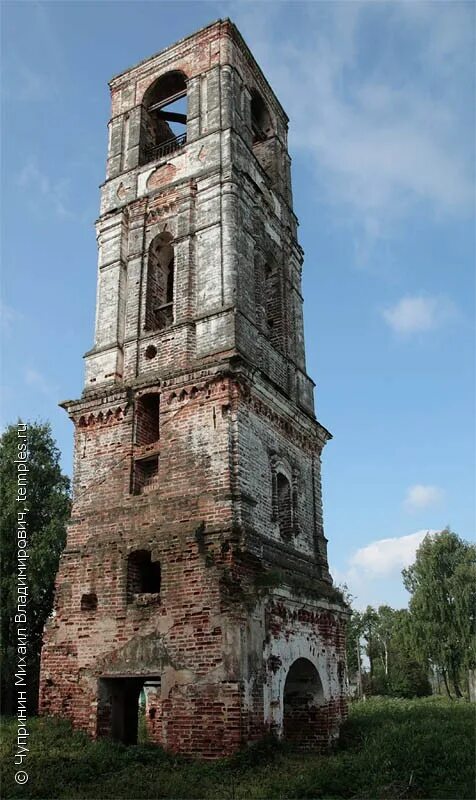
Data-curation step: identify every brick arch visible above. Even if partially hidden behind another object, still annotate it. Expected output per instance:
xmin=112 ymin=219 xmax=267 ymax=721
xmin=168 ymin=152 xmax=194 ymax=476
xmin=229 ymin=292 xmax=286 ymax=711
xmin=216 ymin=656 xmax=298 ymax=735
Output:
xmin=141 ymin=69 xmax=188 ymax=108
xmin=249 ymin=87 xmax=274 ymax=142
xmin=139 ymin=70 xmax=188 ymax=165
xmin=270 ymin=454 xmax=297 ymax=540
xmin=270 ymin=453 xmax=292 ymax=482
xmin=283 ymin=657 xmax=324 ymax=748
xmin=145 ymin=231 xmax=175 ymax=331
xmin=264 ymin=632 xmax=333 ymax=732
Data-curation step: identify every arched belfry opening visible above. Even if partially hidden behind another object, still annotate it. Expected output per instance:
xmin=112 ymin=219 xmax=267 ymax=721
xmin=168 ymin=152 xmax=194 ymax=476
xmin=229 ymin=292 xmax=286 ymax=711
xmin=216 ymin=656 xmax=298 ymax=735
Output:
xmin=250 ymin=89 xmax=280 ymax=190
xmin=141 ymin=71 xmax=187 ymax=163
xmin=250 ymin=89 xmax=272 ymax=143
xmin=283 ymin=658 xmax=324 ymax=748
xmin=145 ymin=232 xmax=175 ymax=330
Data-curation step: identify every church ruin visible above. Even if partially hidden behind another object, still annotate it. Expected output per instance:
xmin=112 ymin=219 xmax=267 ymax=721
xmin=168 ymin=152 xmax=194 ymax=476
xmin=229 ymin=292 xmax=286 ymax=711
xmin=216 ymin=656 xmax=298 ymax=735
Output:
xmin=39 ymin=19 xmax=348 ymax=757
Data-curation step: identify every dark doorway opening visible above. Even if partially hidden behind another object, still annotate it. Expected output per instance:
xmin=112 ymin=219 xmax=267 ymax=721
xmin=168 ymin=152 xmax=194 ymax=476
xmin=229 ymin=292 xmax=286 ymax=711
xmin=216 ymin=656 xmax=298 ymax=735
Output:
xmin=283 ymin=658 xmax=324 ymax=749
xmin=97 ymin=676 xmax=161 ymax=745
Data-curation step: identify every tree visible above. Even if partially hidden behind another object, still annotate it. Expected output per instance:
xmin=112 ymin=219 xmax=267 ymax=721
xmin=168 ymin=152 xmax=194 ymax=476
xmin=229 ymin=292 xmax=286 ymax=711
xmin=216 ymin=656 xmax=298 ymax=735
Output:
xmin=385 ymin=608 xmax=431 ymax=698
xmin=361 ymin=606 xmax=380 ymax=690
xmin=0 ymin=421 xmax=70 ymax=713
xmin=358 ymin=604 xmax=431 ymax=698
xmin=403 ymin=529 xmax=476 ymax=699
xmin=339 ymin=585 xmax=364 ymax=697
xmin=373 ymin=605 xmax=395 ymax=677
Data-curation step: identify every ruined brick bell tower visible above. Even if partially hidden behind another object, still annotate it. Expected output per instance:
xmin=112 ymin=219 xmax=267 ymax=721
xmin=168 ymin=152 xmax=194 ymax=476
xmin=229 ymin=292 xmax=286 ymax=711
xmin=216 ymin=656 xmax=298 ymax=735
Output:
xmin=40 ymin=20 xmax=348 ymax=756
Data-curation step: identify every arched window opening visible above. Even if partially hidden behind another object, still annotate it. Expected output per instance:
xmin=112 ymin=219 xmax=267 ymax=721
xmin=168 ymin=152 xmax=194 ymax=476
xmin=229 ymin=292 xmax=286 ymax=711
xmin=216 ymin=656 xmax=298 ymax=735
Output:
xmin=250 ymin=89 xmax=281 ymax=189
xmin=136 ymin=394 xmax=160 ymax=446
xmin=134 ymin=454 xmax=159 ymax=494
xmin=277 ymin=472 xmax=293 ymax=540
xmin=133 ymin=393 xmax=160 ymax=493
xmin=283 ymin=658 xmax=324 ymax=748
xmin=141 ymin=71 xmax=187 ymax=164
xmin=145 ymin=233 xmax=174 ymax=331
xmin=127 ymin=550 xmax=161 ymax=603
xmin=81 ymin=593 xmax=97 ymax=612
xmin=251 ymin=90 xmax=272 ymax=144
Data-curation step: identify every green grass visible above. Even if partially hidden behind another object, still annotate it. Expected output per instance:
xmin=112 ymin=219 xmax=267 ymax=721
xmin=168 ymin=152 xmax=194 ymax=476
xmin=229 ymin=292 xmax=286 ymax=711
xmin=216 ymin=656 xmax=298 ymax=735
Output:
xmin=1 ymin=697 xmax=474 ymax=799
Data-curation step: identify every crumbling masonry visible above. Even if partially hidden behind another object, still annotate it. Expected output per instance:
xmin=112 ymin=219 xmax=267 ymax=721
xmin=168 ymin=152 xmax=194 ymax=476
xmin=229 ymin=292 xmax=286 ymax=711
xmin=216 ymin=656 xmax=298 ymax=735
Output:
xmin=39 ymin=20 xmax=348 ymax=757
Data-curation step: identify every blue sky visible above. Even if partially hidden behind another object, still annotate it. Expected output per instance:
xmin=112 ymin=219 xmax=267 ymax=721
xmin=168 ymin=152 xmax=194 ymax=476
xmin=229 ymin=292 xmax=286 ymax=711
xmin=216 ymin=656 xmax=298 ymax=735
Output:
xmin=1 ymin=1 xmax=474 ymax=610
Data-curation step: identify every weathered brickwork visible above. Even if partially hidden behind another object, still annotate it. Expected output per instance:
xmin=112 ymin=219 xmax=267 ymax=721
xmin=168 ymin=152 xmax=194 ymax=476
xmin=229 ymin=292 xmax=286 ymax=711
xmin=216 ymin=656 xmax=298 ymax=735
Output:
xmin=39 ymin=19 xmax=348 ymax=757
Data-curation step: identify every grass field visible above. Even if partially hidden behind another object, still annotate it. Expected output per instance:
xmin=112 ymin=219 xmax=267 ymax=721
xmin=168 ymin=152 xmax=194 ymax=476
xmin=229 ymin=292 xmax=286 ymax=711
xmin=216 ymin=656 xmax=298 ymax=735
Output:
xmin=1 ymin=697 xmax=474 ymax=799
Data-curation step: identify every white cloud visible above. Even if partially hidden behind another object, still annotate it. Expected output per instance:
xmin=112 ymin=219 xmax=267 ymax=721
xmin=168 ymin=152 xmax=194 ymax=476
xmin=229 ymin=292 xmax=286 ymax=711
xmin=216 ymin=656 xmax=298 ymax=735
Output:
xmin=222 ymin=1 xmax=474 ymax=246
xmin=25 ymin=368 xmax=54 ymax=396
xmin=331 ymin=528 xmax=441 ymax=608
xmin=404 ymin=484 xmax=444 ymax=512
xmin=2 ymin=61 xmax=58 ymax=103
xmin=381 ymin=295 xmax=456 ymax=335
xmin=16 ymin=160 xmax=73 ymax=219
xmin=350 ymin=529 xmax=436 ymax=577
xmin=0 ymin=302 xmax=23 ymax=334
xmin=2 ymin=4 xmax=63 ymax=104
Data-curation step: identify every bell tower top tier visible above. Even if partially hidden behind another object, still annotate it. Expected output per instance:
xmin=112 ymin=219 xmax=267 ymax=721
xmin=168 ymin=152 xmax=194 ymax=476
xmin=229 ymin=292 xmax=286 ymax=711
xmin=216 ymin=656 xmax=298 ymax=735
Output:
xmin=85 ymin=18 xmax=315 ymax=417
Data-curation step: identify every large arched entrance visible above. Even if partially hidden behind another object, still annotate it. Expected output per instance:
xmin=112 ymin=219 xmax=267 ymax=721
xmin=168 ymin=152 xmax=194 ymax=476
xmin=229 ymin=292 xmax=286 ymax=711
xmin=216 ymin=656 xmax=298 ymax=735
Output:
xmin=283 ymin=658 xmax=324 ymax=749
